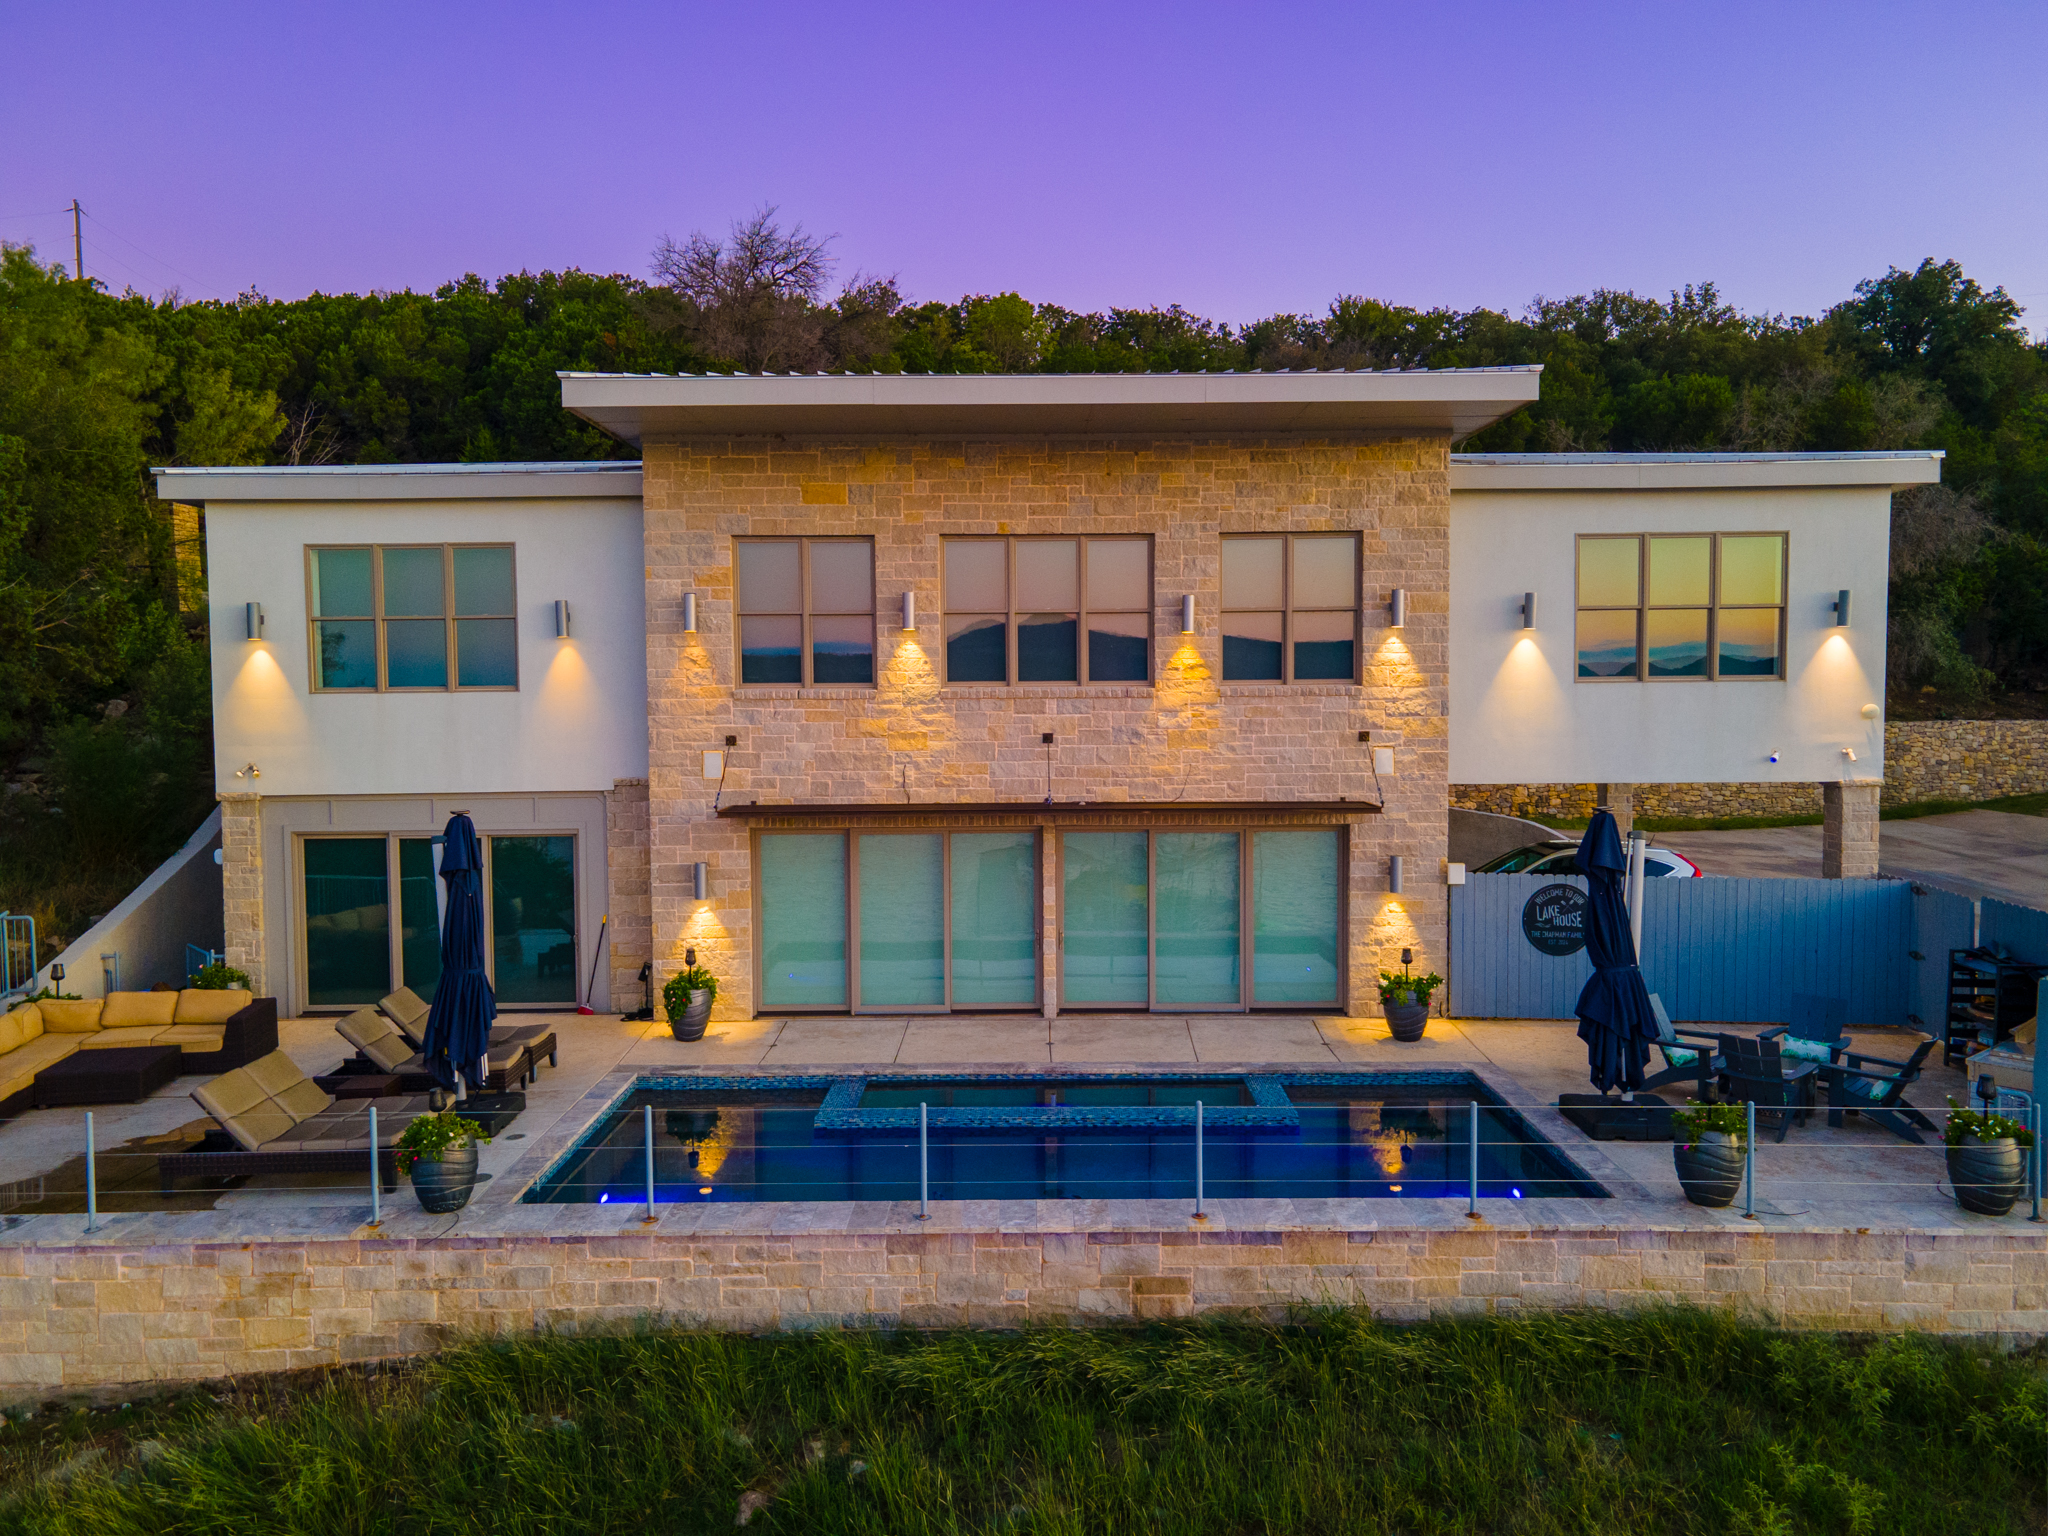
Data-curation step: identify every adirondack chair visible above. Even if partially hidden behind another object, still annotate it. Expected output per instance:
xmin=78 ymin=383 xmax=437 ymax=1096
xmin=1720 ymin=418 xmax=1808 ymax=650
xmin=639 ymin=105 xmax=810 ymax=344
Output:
xmin=1716 ymin=1032 xmax=1820 ymax=1142
xmin=1821 ymin=1036 xmax=1941 ymax=1144
xmin=1759 ymin=993 xmax=1848 ymax=1066
xmin=1640 ymin=994 xmax=1724 ymax=1101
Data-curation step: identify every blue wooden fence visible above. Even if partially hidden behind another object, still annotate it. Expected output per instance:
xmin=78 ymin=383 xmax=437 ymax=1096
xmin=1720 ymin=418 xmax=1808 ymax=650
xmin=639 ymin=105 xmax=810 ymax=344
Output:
xmin=1447 ymin=873 xmax=2000 ymax=1027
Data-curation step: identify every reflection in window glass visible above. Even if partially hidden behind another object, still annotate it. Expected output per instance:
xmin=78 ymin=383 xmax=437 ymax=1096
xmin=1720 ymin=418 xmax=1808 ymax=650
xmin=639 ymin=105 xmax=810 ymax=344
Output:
xmin=456 ymin=619 xmax=517 ymax=687
xmin=1155 ymin=832 xmax=1240 ymax=1005
xmin=1645 ymin=609 xmax=1709 ymax=677
xmin=398 ymin=838 xmax=441 ymax=995
xmin=1578 ymin=537 xmax=1640 ymax=607
xmin=1087 ymin=612 xmax=1149 ymax=681
xmin=809 ymin=542 xmax=873 ymax=614
xmin=1291 ymin=535 xmax=1358 ymax=609
xmin=737 ymin=538 xmax=873 ymax=687
xmin=1221 ymin=537 xmax=1283 ymax=609
xmin=945 ymin=614 xmax=1007 ymax=682
xmin=453 ymin=547 xmax=515 ymax=616
xmin=811 ymin=614 xmax=874 ymax=685
xmin=1222 ymin=534 xmax=1358 ymax=682
xmin=1222 ymin=612 xmax=1283 ymax=680
xmin=760 ymin=834 xmax=848 ymax=1007
xmin=1292 ymin=611 xmax=1356 ymax=681
xmin=943 ymin=537 xmax=1148 ymax=683
xmin=1062 ymin=832 xmax=1149 ymax=1005
xmin=740 ymin=615 xmax=802 ymax=685
xmin=950 ymin=832 xmax=1037 ymax=1005
xmin=858 ymin=835 xmax=944 ymax=1007
xmin=1086 ymin=539 xmax=1149 ymax=609
xmin=309 ymin=544 xmax=514 ymax=692
xmin=1718 ymin=607 xmax=1782 ymax=675
xmin=1016 ymin=540 xmax=1079 ymax=610
xmin=1576 ymin=531 xmax=1786 ymax=681
xmin=1577 ymin=609 xmax=1639 ymax=678
xmin=1017 ymin=614 xmax=1078 ymax=681
xmin=385 ymin=619 xmax=448 ymax=688
xmin=310 ymin=548 xmax=373 ymax=617
xmin=490 ymin=835 xmax=576 ymax=1005
xmin=315 ymin=621 xmax=376 ymax=689
xmin=1720 ymin=535 xmax=1785 ymax=605
xmin=1647 ymin=537 xmax=1711 ymax=605
xmin=381 ymin=547 xmax=445 ymax=617
xmin=1252 ymin=829 xmax=1339 ymax=1005
xmin=304 ymin=838 xmax=390 ymax=1007
xmin=944 ymin=540 xmax=1008 ymax=611
xmin=737 ymin=541 xmax=802 ymax=611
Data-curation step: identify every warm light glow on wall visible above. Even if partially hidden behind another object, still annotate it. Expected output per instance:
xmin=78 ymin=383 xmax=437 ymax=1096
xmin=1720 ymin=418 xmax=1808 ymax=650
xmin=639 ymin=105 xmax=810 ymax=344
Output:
xmin=1366 ymin=633 xmax=1425 ymax=690
xmin=1475 ymin=631 xmax=1563 ymax=747
xmin=225 ymin=643 xmax=307 ymax=760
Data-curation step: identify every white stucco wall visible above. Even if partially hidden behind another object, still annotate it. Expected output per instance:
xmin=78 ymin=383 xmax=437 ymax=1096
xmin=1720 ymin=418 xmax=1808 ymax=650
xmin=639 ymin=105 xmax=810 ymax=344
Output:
xmin=205 ymin=497 xmax=649 ymax=797
xmin=1447 ymin=485 xmax=1893 ymax=784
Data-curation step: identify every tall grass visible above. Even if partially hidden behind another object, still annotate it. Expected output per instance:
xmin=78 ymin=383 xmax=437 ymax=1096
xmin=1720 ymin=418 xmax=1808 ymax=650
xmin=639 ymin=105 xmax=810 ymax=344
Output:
xmin=3 ymin=1310 xmax=2044 ymax=1534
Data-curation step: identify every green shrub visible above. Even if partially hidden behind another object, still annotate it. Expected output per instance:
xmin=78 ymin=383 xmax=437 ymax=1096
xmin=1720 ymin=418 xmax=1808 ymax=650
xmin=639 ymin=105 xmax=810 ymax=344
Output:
xmin=663 ymin=964 xmax=718 ymax=1021
xmin=392 ymin=1111 xmax=491 ymax=1177
xmin=188 ymin=961 xmax=249 ymax=990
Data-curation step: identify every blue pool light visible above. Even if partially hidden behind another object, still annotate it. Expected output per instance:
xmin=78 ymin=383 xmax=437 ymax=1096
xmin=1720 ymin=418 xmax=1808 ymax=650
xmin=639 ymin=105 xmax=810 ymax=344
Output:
xmin=1511 ymin=1187 xmax=1523 ymax=1198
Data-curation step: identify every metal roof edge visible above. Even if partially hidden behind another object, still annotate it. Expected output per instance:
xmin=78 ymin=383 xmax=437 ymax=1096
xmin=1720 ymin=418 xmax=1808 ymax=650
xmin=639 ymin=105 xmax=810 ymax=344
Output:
xmin=153 ymin=461 xmax=644 ymax=503
xmin=1448 ymin=451 xmax=1943 ymax=493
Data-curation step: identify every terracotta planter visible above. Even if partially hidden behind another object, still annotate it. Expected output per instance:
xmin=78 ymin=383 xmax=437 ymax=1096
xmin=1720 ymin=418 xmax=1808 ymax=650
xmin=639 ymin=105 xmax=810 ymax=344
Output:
xmin=409 ymin=1140 xmax=479 ymax=1214
xmin=1947 ymin=1136 xmax=2027 ymax=1216
xmin=1383 ymin=994 xmax=1429 ymax=1043
xmin=1673 ymin=1131 xmax=1745 ymax=1207
xmin=670 ymin=988 xmax=713 ymax=1043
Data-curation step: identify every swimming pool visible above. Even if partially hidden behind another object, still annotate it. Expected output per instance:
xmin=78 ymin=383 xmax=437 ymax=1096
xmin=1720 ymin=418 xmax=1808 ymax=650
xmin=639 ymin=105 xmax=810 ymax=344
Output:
xmin=521 ymin=1072 xmax=1607 ymax=1205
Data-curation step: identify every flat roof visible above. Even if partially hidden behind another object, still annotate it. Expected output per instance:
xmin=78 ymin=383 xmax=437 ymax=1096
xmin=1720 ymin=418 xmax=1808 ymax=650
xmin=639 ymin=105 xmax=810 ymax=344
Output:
xmin=152 ymin=461 xmax=643 ymax=503
xmin=558 ymin=368 xmax=1544 ymax=444
xmin=1449 ymin=451 xmax=1943 ymax=492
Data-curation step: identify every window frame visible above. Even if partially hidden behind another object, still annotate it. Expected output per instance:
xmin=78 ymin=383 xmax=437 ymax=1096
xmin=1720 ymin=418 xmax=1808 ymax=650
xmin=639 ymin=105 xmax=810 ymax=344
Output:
xmin=939 ymin=535 xmax=1153 ymax=686
xmin=734 ymin=536 xmax=878 ymax=689
xmin=304 ymin=542 xmax=519 ymax=693
xmin=1573 ymin=532 xmax=1789 ymax=683
xmin=1219 ymin=532 xmax=1363 ymax=684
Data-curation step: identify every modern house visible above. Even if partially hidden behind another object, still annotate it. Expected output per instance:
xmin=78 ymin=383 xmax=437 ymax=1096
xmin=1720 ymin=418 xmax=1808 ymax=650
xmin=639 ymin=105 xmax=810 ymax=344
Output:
xmin=153 ymin=372 xmax=1939 ymax=1022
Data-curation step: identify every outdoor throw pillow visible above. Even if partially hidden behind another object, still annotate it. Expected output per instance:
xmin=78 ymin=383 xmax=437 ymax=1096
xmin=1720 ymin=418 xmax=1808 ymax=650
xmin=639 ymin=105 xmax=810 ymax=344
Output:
xmin=101 ymin=991 xmax=180 ymax=1028
xmin=36 ymin=999 xmax=105 ymax=1032
xmin=1779 ymin=1036 xmax=1835 ymax=1063
xmin=1662 ymin=1045 xmax=1698 ymax=1066
xmin=173 ymin=988 xmax=254 ymax=1024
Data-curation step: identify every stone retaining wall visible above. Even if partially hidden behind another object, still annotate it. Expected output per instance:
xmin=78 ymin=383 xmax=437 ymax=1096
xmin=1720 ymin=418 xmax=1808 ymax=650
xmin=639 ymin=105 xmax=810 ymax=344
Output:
xmin=5 ymin=1226 xmax=2045 ymax=1394
xmin=1453 ymin=719 xmax=2048 ymax=821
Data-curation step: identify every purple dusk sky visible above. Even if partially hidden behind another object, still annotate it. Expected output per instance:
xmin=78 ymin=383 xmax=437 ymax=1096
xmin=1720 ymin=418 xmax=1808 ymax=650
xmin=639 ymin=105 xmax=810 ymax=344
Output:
xmin=5 ymin=1 xmax=2045 ymax=330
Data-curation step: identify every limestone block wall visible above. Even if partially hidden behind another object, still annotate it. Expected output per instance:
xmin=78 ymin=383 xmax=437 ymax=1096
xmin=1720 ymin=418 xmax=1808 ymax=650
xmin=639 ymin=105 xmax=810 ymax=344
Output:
xmin=7 ymin=1225 xmax=2047 ymax=1392
xmin=606 ymin=779 xmax=652 ymax=1010
xmin=217 ymin=793 xmax=266 ymax=995
xmin=641 ymin=434 xmax=1453 ymax=1018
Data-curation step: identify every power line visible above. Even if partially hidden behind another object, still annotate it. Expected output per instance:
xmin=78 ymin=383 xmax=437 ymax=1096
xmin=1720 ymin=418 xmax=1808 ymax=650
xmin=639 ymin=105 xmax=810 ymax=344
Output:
xmin=81 ymin=209 xmax=229 ymax=298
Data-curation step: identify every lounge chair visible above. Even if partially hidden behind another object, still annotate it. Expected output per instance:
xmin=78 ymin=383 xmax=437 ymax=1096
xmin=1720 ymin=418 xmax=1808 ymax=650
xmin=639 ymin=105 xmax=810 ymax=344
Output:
xmin=1822 ymin=1035 xmax=1940 ymax=1144
xmin=334 ymin=1006 xmax=537 ymax=1094
xmin=1716 ymin=1032 xmax=1820 ymax=1142
xmin=1759 ymin=993 xmax=1848 ymax=1065
xmin=158 ymin=1049 xmax=431 ymax=1193
xmin=1640 ymin=994 xmax=1724 ymax=1101
xmin=378 ymin=988 xmax=558 ymax=1075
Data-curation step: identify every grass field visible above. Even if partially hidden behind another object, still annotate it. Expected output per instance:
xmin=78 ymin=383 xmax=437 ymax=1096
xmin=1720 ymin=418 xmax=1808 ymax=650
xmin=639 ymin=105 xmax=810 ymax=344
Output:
xmin=3 ymin=1311 xmax=2045 ymax=1534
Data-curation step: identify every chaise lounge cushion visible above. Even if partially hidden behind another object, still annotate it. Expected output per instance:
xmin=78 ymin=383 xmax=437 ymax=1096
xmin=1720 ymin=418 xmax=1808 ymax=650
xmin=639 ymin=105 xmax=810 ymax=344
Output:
xmin=101 ymin=991 xmax=180 ymax=1028
xmin=379 ymin=987 xmax=431 ymax=1043
xmin=338 ymin=1007 xmax=417 ymax=1073
xmin=192 ymin=1060 xmax=300 ymax=1152
xmin=0 ymin=1003 xmax=42 ymax=1055
xmin=0 ymin=1034 xmax=81 ymax=1104
xmin=191 ymin=1048 xmax=427 ymax=1155
xmin=37 ymin=1000 xmax=105 ymax=1033
xmin=173 ymin=988 xmax=254 ymax=1024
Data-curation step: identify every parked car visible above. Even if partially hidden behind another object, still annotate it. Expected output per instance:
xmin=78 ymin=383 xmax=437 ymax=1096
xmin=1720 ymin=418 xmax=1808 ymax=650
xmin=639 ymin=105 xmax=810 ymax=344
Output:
xmin=1473 ymin=841 xmax=1702 ymax=878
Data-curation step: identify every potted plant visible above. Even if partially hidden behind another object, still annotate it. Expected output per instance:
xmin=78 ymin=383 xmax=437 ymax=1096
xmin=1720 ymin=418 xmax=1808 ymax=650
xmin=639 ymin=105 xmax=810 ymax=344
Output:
xmin=1376 ymin=966 xmax=1443 ymax=1043
xmin=1671 ymin=1100 xmax=1747 ymax=1207
xmin=1944 ymin=1098 xmax=2033 ymax=1217
xmin=395 ymin=1111 xmax=492 ymax=1213
xmin=664 ymin=962 xmax=719 ymax=1043
xmin=189 ymin=962 xmax=252 ymax=990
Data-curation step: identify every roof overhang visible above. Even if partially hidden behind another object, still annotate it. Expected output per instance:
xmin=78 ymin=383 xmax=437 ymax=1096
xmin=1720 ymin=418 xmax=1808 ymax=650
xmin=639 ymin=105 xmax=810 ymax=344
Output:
xmin=152 ymin=461 xmax=643 ymax=503
xmin=1449 ymin=451 xmax=1943 ymax=493
xmin=560 ymin=369 xmax=1543 ymax=445
xmin=717 ymin=799 xmax=1379 ymax=823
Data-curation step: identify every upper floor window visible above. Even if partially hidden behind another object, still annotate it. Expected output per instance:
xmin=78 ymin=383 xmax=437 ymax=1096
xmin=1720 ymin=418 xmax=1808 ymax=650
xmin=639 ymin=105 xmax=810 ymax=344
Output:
xmin=308 ymin=545 xmax=517 ymax=692
xmin=737 ymin=537 xmax=874 ymax=686
xmin=1576 ymin=533 xmax=1786 ymax=681
xmin=1220 ymin=533 xmax=1360 ymax=682
xmin=943 ymin=537 xmax=1151 ymax=684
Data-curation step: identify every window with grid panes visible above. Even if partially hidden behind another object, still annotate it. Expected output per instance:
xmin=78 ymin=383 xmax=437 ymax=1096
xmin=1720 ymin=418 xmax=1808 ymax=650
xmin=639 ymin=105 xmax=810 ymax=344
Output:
xmin=735 ymin=538 xmax=875 ymax=686
xmin=1575 ymin=533 xmax=1786 ymax=681
xmin=942 ymin=536 xmax=1150 ymax=684
xmin=307 ymin=545 xmax=517 ymax=691
xmin=1220 ymin=533 xmax=1360 ymax=681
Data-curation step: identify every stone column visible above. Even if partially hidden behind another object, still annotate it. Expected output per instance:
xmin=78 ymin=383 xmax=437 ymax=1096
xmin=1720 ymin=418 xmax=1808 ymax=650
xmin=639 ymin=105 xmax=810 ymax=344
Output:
xmin=1822 ymin=782 xmax=1881 ymax=878
xmin=606 ymin=779 xmax=651 ymax=1015
xmin=217 ymin=793 xmax=266 ymax=997
xmin=1596 ymin=783 xmax=1634 ymax=838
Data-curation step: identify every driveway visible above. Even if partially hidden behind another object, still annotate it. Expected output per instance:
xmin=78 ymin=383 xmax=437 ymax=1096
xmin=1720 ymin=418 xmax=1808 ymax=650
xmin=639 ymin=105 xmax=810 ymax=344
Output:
xmin=1653 ymin=808 xmax=2048 ymax=905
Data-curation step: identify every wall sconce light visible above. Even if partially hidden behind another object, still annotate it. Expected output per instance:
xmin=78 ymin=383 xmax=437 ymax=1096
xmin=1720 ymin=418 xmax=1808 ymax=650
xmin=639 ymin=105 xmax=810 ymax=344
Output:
xmin=1180 ymin=595 xmax=1196 ymax=634
xmin=245 ymin=602 xmax=264 ymax=640
xmin=902 ymin=591 xmax=917 ymax=630
xmin=682 ymin=593 xmax=698 ymax=633
xmin=1388 ymin=588 xmax=1407 ymax=628
xmin=1520 ymin=592 xmax=1537 ymax=629
xmin=1388 ymin=855 xmax=1405 ymax=894
xmin=1832 ymin=589 xmax=1851 ymax=626
xmin=691 ymin=861 xmax=708 ymax=901
xmin=1841 ymin=747 xmax=1857 ymax=763
xmin=234 ymin=762 xmax=260 ymax=780
xmin=554 ymin=599 xmax=572 ymax=638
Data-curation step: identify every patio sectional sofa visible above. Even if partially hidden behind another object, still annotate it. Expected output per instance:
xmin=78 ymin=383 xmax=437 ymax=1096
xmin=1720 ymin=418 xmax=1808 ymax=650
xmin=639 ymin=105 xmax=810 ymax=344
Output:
xmin=0 ymin=989 xmax=278 ymax=1118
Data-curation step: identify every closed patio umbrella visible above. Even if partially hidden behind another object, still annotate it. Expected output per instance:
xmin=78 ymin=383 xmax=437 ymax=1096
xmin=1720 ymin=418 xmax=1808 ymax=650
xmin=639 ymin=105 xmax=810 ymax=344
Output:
xmin=422 ymin=812 xmax=496 ymax=1094
xmin=1573 ymin=809 xmax=1657 ymax=1095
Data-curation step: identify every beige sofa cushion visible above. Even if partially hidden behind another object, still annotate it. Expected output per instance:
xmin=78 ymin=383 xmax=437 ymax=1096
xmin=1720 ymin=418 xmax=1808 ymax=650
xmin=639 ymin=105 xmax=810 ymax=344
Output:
xmin=0 ymin=1034 xmax=80 ymax=1102
xmin=37 ymin=999 xmax=104 ymax=1033
xmin=102 ymin=991 xmax=180 ymax=1028
xmin=81 ymin=1026 xmax=170 ymax=1050
xmin=173 ymin=989 xmax=253 ymax=1025
xmin=0 ymin=1003 xmax=41 ymax=1054
xmin=156 ymin=1025 xmax=227 ymax=1054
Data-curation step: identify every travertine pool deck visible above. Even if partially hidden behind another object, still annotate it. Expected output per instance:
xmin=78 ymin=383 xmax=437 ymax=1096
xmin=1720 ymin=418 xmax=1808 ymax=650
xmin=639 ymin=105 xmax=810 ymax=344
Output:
xmin=2 ymin=1012 xmax=2043 ymax=1393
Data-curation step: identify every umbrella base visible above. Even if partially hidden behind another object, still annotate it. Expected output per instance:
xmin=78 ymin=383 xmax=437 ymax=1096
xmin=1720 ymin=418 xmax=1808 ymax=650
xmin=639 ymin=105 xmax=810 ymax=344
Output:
xmin=1557 ymin=1092 xmax=1676 ymax=1142
xmin=452 ymin=1093 xmax=526 ymax=1136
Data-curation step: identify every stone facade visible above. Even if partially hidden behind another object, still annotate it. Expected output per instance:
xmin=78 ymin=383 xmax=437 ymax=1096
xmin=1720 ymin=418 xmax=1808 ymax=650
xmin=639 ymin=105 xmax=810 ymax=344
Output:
xmin=1823 ymin=782 xmax=1881 ymax=878
xmin=217 ymin=793 xmax=265 ymax=995
xmin=640 ymin=435 xmax=1453 ymax=1019
xmin=606 ymin=779 xmax=652 ymax=1010
xmin=6 ymin=1225 xmax=2046 ymax=1392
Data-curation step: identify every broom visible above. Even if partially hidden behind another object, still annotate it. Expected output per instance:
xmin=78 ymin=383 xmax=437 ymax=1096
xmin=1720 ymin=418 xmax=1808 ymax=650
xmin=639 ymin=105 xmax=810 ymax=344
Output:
xmin=577 ymin=914 xmax=608 ymax=1015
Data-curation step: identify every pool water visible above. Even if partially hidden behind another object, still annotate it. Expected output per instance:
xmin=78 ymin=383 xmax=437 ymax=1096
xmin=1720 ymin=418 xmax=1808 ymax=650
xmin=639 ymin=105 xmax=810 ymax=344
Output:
xmin=522 ymin=1076 xmax=1604 ymax=1204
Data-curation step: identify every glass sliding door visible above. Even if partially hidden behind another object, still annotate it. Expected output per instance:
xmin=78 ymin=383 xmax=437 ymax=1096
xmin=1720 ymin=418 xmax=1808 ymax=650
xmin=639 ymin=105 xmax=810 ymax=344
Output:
xmin=490 ymin=835 xmax=577 ymax=1004
xmin=397 ymin=838 xmax=441 ymax=997
xmin=1154 ymin=832 xmax=1241 ymax=1006
xmin=760 ymin=834 xmax=849 ymax=1008
xmin=950 ymin=832 xmax=1038 ymax=1006
xmin=1251 ymin=829 xmax=1341 ymax=1005
xmin=1061 ymin=832 xmax=1150 ymax=1004
xmin=858 ymin=834 xmax=944 ymax=1008
xmin=303 ymin=838 xmax=391 ymax=1007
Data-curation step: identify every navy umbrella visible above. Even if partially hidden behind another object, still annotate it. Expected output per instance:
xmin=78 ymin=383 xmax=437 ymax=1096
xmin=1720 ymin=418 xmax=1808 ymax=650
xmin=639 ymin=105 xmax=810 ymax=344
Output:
xmin=422 ymin=813 xmax=497 ymax=1094
xmin=1572 ymin=809 xmax=1658 ymax=1094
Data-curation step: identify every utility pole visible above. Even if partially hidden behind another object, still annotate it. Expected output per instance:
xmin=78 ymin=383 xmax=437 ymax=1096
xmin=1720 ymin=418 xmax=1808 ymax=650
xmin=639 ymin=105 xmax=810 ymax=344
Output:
xmin=70 ymin=200 xmax=82 ymax=280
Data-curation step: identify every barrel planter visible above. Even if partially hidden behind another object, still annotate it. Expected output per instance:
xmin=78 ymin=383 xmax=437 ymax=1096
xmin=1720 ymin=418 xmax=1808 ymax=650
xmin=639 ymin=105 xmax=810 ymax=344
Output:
xmin=670 ymin=988 xmax=714 ymax=1043
xmin=410 ymin=1140 xmax=479 ymax=1214
xmin=1383 ymin=995 xmax=1429 ymax=1043
xmin=1946 ymin=1135 xmax=2027 ymax=1216
xmin=1673 ymin=1131 xmax=1745 ymax=1207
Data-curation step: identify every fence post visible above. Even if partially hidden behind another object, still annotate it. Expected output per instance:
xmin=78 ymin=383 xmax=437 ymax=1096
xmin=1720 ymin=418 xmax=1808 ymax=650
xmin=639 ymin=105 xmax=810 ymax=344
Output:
xmin=643 ymin=1103 xmax=656 ymax=1223
xmin=1193 ymin=1100 xmax=1205 ymax=1220
xmin=1467 ymin=1101 xmax=1481 ymax=1220
xmin=367 ymin=1105 xmax=380 ymax=1227
xmin=917 ymin=1102 xmax=929 ymax=1220
xmin=84 ymin=1111 xmax=97 ymax=1233
xmin=1743 ymin=1102 xmax=1757 ymax=1220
